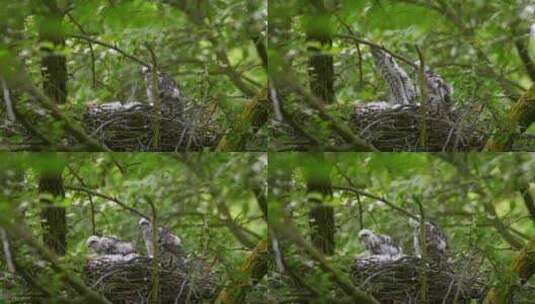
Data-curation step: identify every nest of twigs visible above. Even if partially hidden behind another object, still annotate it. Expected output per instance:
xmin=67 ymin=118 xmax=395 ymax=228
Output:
xmin=83 ymin=256 xmax=217 ymax=304
xmin=351 ymin=104 xmax=487 ymax=151
xmin=351 ymin=256 xmax=485 ymax=304
xmin=83 ymin=103 xmax=219 ymax=151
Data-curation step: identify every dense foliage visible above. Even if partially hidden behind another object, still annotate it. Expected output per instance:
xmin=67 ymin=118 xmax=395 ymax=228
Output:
xmin=269 ymin=1 xmax=535 ymax=151
xmin=3 ymin=1 xmax=535 ymax=303
xmin=268 ymin=153 xmax=535 ymax=303
xmin=0 ymin=153 xmax=267 ymax=303
xmin=0 ymin=0 xmax=267 ymax=151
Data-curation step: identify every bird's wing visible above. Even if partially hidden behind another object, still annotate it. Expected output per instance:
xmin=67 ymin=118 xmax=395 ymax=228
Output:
xmin=371 ymin=47 xmax=417 ymax=105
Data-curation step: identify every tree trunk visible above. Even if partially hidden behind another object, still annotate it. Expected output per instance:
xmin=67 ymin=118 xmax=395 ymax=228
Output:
xmin=38 ymin=0 xmax=67 ymax=104
xmin=39 ymin=169 xmax=66 ymax=256
xmin=308 ymin=205 xmax=335 ymax=256
xmin=305 ymin=0 xmax=335 ymax=104
xmin=304 ymin=153 xmax=335 ymax=256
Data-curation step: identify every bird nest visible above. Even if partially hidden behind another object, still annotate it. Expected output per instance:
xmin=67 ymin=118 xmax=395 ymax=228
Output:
xmin=83 ymin=256 xmax=217 ymax=304
xmin=83 ymin=103 xmax=219 ymax=151
xmin=351 ymin=256 xmax=485 ymax=304
xmin=351 ymin=104 xmax=487 ymax=151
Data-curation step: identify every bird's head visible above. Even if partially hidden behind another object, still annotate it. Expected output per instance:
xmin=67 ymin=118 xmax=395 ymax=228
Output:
xmin=86 ymin=235 xmax=100 ymax=248
xmin=171 ymin=234 xmax=182 ymax=247
xmin=159 ymin=227 xmax=182 ymax=247
xmin=358 ymin=229 xmax=374 ymax=243
xmin=424 ymin=67 xmax=436 ymax=77
xmin=408 ymin=216 xmax=421 ymax=228
xmin=138 ymin=218 xmax=151 ymax=228
xmin=142 ymin=66 xmax=162 ymax=78
xmin=141 ymin=66 xmax=152 ymax=75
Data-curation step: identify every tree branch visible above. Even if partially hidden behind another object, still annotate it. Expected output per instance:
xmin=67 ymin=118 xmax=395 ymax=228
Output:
xmin=1 ymin=62 xmax=107 ymax=151
xmin=520 ymin=186 xmax=535 ymax=224
xmin=415 ymin=45 xmax=428 ymax=147
xmin=145 ymin=196 xmax=160 ymax=304
xmin=0 ymin=218 xmax=112 ymax=304
xmin=485 ymin=83 xmax=535 ymax=151
xmin=514 ymin=38 xmax=535 ymax=82
xmin=436 ymin=155 xmax=525 ymax=249
xmin=144 ymin=43 xmax=161 ymax=149
xmin=334 ymin=34 xmax=418 ymax=69
xmin=176 ymin=155 xmax=259 ymax=249
xmin=216 ymin=239 xmax=268 ymax=303
xmin=333 ymin=185 xmax=418 ymax=219
xmin=65 ymin=185 xmax=148 ymax=219
xmin=278 ymin=75 xmax=378 ymax=151
xmin=163 ymin=1 xmax=259 ymax=98
xmin=270 ymin=206 xmax=380 ymax=304
xmin=69 ymin=34 xmax=149 ymax=67
xmin=216 ymin=90 xmax=268 ymax=151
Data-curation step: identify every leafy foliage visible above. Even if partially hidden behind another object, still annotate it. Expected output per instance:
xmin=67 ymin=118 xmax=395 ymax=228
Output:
xmin=0 ymin=0 xmax=266 ymax=150
xmin=0 ymin=152 xmax=267 ymax=303
xmin=269 ymin=0 xmax=535 ymax=150
xmin=268 ymin=153 xmax=535 ymax=303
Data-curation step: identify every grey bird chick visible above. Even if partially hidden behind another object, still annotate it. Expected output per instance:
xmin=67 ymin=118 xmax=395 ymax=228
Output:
xmin=86 ymin=235 xmax=102 ymax=254
xmin=358 ymin=229 xmax=403 ymax=260
xmin=409 ymin=217 xmax=449 ymax=263
xmin=138 ymin=218 xmax=186 ymax=267
xmin=86 ymin=235 xmax=135 ymax=255
xmin=424 ymin=69 xmax=453 ymax=114
xmin=370 ymin=47 xmax=417 ymax=105
xmin=159 ymin=227 xmax=184 ymax=255
xmin=138 ymin=218 xmax=155 ymax=257
xmin=142 ymin=66 xmax=184 ymax=120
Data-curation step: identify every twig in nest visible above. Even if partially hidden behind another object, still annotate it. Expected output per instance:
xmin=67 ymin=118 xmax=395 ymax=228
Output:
xmin=144 ymin=195 xmax=160 ymax=304
xmin=144 ymin=43 xmax=161 ymax=149
xmin=415 ymin=45 xmax=428 ymax=148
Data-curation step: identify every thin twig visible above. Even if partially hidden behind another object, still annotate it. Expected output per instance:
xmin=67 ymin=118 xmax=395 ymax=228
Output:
xmin=145 ymin=196 xmax=160 ymax=304
xmin=65 ymin=185 xmax=148 ymax=220
xmin=334 ymin=34 xmax=418 ymax=69
xmin=1 ymin=63 xmax=107 ymax=150
xmin=0 ymin=217 xmax=112 ymax=304
xmin=65 ymin=13 xmax=97 ymax=87
xmin=66 ymin=166 xmax=97 ymax=234
xmin=282 ymin=77 xmax=378 ymax=151
xmin=415 ymin=45 xmax=428 ymax=148
xmin=414 ymin=196 xmax=428 ymax=304
xmin=173 ymin=154 xmax=258 ymax=249
xmin=333 ymin=185 xmax=418 ymax=219
xmin=70 ymin=34 xmax=149 ymax=67
xmin=271 ymin=208 xmax=380 ymax=304
xmin=144 ymin=43 xmax=161 ymax=149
